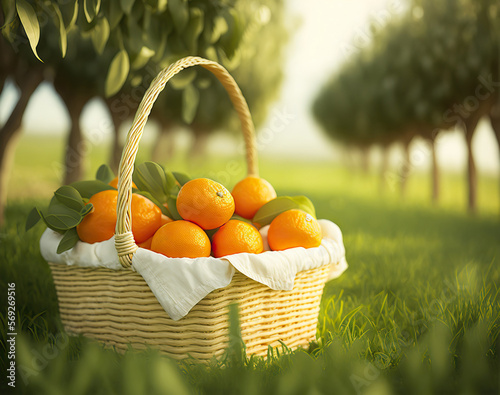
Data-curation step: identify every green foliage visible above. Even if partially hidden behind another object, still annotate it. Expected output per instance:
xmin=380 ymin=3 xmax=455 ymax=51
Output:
xmin=172 ymin=171 xmax=192 ymax=187
xmin=23 ymin=160 xmax=189 ymax=251
xmin=25 ymin=185 xmax=91 ymax=252
xmin=132 ymin=161 xmax=180 ymax=218
xmin=15 ymin=0 xmax=42 ymax=61
xmin=95 ymin=164 xmax=114 ymax=184
xmin=70 ymin=180 xmax=114 ymax=199
xmin=151 ymin=0 xmax=289 ymax=140
xmin=252 ymin=196 xmax=316 ymax=227
xmin=1 ymin=0 xmax=258 ymax=98
xmin=105 ymin=49 xmax=130 ymax=97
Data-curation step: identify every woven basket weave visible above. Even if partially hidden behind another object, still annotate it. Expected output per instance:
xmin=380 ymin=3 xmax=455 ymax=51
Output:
xmin=48 ymin=56 xmax=334 ymax=361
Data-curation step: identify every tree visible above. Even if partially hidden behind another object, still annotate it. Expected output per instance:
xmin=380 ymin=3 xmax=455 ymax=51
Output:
xmin=146 ymin=0 xmax=289 ymax=166
xmin=0 ymin=0 xmax=259 ymax=225
xmin=312 ymin=0 xmax=499 ymax=212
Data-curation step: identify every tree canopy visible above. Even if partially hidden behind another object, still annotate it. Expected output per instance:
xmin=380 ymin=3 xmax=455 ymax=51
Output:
xmin=1 ymin=0 xmax=251 ymax=96
xmin=0 ymin=0 xmax=289 ymax=225
xmin=312 ymin=0 xmax=499 ymax=146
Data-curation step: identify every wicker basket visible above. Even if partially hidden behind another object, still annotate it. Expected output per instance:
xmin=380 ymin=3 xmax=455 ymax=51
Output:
xmin=48 ymin=56 xmax=335 ymax=361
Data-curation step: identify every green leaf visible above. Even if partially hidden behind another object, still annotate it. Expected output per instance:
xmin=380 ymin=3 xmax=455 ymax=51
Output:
xmin=183 ymin=7 xmax=204 ymax=53
xmin=84 ymin=0 xmax=101 ymax=23
xmin=120 ymin=0 xmax=135 ymax=14
xmin=35 ymin=210 xmax=59 ymax=233
xmin=125 ymin=13 xmax=143 ymax=53
xmin=132 ymin=162 xmax=177 ymax=203
xmin=291 ymin=195 xmax=316 ymax=217
xmin=157 ymin=0 xmax=167 ymax=13
xmin=230 ymin=214 xmax=253 ymax=225
xmin=16 ymin=0 xmax=42 ymax=62
xmin=131 ymin=46 xmax=155 ymax=70
xmin=168 ymin=0 xmax=188 ymax=33
xmin=57 ymin=228 xmax=80 ymax=254
xmin=91 ymin=17 xmax=110 ymax=55
xmin=0 ymin=0 xmax=17 ymax=30
xmin=70 ymin=180 xmax=114 ymax=199
xmin=107 ymin=0 xmax=123 ymax=29
xmin=80 ymin=203 xmax=93 ymax=217
xmin=219 ymin=9 xmax=242 ymax=59
xmin=25 ymin=207 xmax=41 ymax=232
xmin=54 ymin=186 xmax=85 ymax=211
xmin=46 ymin=196 xmax=84 ymax=229
xmin=252 ymin=196 xmax=316 ymax=227
xmin=43 ymin=212 xmax=81 ymax=231
xmin=95 ymin=164 xmax=114 ymax=183
xmin=204 ymin=45 xmax=218 ymax=62
xmin=207 ymin=15 xmax=228 ymax=44
xmin=50 ymin=3 xmax=67 ymax=57
xmin=172 ymin=172 xmax=191 ymax=186
xmin=182 ymin=84 xmax=199 ymax=124
xmin=69 ymin=0 xmax=79 ymax=29
xmin=166 ymin=196 xmax=182 ymax=220
xmin=105 ymin=49 xmax=129 ymax=97
xmin=134 ymin=190 xmax=172 ymax=218
xmin=26 ymin=207 xmax=83 ymax=232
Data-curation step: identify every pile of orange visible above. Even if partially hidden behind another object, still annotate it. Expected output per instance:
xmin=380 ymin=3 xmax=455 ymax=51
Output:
xmin=77 ymin=174 xmax=323 ymax=259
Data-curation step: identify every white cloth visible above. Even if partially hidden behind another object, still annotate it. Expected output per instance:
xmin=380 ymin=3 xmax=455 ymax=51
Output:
xmin=40 ymin=219 xmax=348 ymax=320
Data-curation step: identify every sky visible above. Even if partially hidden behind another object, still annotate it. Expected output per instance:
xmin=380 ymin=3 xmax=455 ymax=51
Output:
xmin=1 ymin=0 xmax=498 ymax=175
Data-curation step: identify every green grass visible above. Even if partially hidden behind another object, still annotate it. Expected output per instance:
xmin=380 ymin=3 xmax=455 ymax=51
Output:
xmin=1 ymin=134 xmax=499 ymax=394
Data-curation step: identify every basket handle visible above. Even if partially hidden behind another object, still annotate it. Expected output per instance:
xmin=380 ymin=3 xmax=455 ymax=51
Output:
xmin=114 ymin=56 xmax=258 ymax=268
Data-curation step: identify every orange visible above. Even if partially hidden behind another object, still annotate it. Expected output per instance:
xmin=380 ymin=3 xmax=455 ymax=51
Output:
xmin=176 ymin=178 xmax=234 ymax=230
xmin=151 ymin=220 xmax=211 ymax=258
xmin=138 ymin=217 xmax=175 ymax=249
xmin=211 ymin=220 xmax=264 ymax=258
xmin=231 ymin=176 xmax=277 ymax=219
xmin=76 ymin=190 xmax=162 ymax=244
xmin=131 ymin=194 xmax=163 ymax=243
xmin=76 ymin=190 xmax=118 ymax=244
xmin=109 ymin=176 xmax=137 ymax=189
xmin=138 ymin=236 xmax=153 ymax=249
xmin=267 ymin=209 xmax=322 ymax=251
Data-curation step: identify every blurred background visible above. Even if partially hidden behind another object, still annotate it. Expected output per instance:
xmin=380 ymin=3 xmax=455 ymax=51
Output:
xmin=1 ymin=0 xmax=498 ymax=226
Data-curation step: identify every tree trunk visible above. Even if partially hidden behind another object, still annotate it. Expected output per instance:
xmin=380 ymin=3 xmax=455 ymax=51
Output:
xmin=379 ymin=145 xmax=389 ymax=194
xmin=360 ymin=146 xmax=370 ymax=174
xmin=488 ymin=107 xmax=500 ymax=214
xmin=62 ymin=97 xmax=88 ymax=184
xmin=464 ymin=131 xmax=477 ymax=214
xmin=430 ymin=138 xmax=439 ymax=205
xmin=54 ymin=81 xmax=92 ymax=185
xmin=461 ymin=96 xmax=495 ymax=214
xmin=400 ymin=138 xmax=412 ymax=198
xmin=0 ymin=70 xmax=43 ymax=227
xmin=190 ymin=126 xmax=209 ymax=159
xmin=463 ymin=114 xmax=482 ymax=214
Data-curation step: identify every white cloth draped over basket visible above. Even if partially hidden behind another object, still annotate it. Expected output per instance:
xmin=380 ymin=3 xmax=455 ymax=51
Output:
xmin=40 ymin=219 xmax=347 ymax=321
